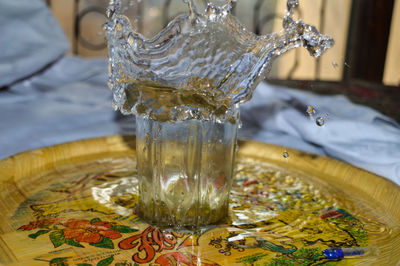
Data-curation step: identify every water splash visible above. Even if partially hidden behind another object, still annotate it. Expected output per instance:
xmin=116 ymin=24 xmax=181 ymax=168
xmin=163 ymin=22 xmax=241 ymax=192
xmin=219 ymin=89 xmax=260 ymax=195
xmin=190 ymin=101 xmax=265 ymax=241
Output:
xmin=283 ymin=150 xmax=289 ymax=158
xmin=316 ymin=117 xmax=325 ymax=126
xmin=306 ymin=105 xmax=316 ymax=118
xmin=105 ymin=0 xmax=334 ymax=122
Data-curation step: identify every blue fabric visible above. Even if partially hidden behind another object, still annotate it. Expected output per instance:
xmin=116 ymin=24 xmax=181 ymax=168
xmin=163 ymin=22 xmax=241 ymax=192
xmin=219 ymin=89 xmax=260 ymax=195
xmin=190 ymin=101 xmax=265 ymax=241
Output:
xmin=0 ymin=56 xmax=131 ymax=158
xmin=241 ymin=83 xmax=400 ymax=183
xmin=0 ymin=0 xmax=69 ymax=87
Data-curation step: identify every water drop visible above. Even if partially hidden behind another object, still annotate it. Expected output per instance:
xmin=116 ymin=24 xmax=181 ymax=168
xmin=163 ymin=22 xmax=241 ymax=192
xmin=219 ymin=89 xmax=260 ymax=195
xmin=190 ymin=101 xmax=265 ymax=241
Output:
xmin=127 ymin=33 xmax=135 ymax=46
xmin=283 ymin=150 xmax=289 ymax=158
xmin=224 ymin=0 xmax=237 ymax=12
xmin=316 ymin=117 xmax=325 ymax=126
xmin=332 ymin=61 xmax=338 ymax=68
xmin=306 ymin=105 xmax=316 ymax=117
xmin=344 ymin=62 xmax=350 ymax=68
xmin=106 ymin=6 xmax=115 ymax=18
xmin=183 ymin=0 xmax=196 ymax=16
xmin=287 ymin=0 xmax=299 ymax=15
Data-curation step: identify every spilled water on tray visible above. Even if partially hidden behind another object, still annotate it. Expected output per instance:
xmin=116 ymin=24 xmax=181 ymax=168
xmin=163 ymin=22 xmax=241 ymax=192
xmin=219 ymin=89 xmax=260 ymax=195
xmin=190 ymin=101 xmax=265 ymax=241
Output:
xmin=88 ymin=155 xmax=399 ymax=264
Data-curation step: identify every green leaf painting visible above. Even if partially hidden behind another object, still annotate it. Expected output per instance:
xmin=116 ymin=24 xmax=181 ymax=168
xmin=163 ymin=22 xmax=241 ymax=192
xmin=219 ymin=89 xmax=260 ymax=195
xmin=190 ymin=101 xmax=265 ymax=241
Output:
xmin=112 ymin=225 xmax=138 ymax=233
xmin=49 ymin=230 xmax=65 ymax=248
xmin=28 ymin=229 xmax=50 ymax=239
xmin=65 ymin=238 xmax=84 ymax=248
xmin=97 ymin=256 xmax=114 ymax=266
xmin=90 ymin=218 xmax=102 ymax=224
xmin=49 ymin=256 xmax=70 ymax=266
xmin=90 ymin=237 xmax=114 ymax=249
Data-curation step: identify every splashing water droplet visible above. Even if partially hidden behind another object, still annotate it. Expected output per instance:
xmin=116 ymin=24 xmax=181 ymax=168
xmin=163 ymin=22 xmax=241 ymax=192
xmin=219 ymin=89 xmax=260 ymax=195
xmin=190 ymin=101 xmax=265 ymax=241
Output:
xmin=332 ymin=61 xmax=338 ymax=68
xmin=286 ymin=0 xmax=299 ymax=16
xmin=106 ymin=7 xmax=115 ymax=18
xmin=316 ymin=117 xmax=325 ymax=126
xmin=306 ymin=105 xmax=316 ymax=117
xmin=344 ymin=62 xmax=350 ymax=68
xmin=283 ymin=150 xmax=290 ymax=158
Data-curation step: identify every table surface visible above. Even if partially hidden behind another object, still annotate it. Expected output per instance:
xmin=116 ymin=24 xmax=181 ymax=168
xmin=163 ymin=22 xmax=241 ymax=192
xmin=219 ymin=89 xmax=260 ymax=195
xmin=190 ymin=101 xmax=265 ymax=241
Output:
xmin=0 ymin=135 xmax=399 ymax=265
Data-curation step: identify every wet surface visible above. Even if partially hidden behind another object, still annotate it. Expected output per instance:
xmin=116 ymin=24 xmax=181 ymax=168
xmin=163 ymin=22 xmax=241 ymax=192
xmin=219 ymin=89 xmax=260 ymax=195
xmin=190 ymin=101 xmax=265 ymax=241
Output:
xmin=4 ymin=152 xmax=399 ymax=265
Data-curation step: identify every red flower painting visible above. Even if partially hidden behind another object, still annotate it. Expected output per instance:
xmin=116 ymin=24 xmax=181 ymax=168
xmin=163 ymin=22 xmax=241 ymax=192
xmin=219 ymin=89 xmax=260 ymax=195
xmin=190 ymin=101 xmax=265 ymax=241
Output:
xmin=17 ymin=217 xmax=138 ymax=251
xmin=63 ymin=219 xmax=122 ymax=243
xmin=18 ymin=218 xmax=59 ymax=231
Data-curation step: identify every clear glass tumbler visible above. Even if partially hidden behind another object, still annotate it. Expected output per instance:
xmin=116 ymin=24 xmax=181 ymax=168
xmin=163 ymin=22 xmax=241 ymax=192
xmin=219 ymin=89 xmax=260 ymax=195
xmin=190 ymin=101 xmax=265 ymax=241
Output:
xmin=135 ymin=111 xmax=239 ymax=227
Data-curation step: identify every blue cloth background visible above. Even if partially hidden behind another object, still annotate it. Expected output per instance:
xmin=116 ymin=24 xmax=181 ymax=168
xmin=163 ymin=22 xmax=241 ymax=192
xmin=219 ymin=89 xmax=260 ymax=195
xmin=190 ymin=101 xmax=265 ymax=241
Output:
xmin=0 ymin=0 xmax=69 ymax=87
xmin=0 ymin=0 xmax=399 ymax=185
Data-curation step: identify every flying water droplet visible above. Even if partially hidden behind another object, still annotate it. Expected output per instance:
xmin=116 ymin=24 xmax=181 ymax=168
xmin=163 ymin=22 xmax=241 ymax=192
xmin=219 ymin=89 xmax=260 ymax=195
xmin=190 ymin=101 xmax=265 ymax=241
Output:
xmin=306 ymin=105 xmax=316 ymax=117
xmin=316 ymin=117 xmax=325 ymax=126
xmin=286 ymin=0 xmax=299 ymax=16
xmin=344 ymin=62 xmax=350 ymax=68
xmin=332 ymin=61 xmax=338 ymax=68
xmin=283 ymin=150 xmax=289 ymax=158
xmin=224 ymin=0 xmax=237 ymax=12
xmin=106 ymin=6 xmax=115 ymax=18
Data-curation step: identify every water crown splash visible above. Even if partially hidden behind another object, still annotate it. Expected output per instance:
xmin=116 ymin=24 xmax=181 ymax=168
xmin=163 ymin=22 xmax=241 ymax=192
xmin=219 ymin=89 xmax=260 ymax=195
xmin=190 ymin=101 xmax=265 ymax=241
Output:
xmin=104 ymin=0 xmax=334 ymax=122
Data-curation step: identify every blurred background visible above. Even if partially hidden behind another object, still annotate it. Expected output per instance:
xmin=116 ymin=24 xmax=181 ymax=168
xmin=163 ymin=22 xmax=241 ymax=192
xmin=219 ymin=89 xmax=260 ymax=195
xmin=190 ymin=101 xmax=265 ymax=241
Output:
xmin=44 ymin=0 xmax=400 ymax=120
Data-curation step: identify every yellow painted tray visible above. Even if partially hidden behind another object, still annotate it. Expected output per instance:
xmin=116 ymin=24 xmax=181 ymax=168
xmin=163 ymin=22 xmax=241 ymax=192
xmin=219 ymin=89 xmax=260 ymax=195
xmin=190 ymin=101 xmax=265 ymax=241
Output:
xmin=0 ymin=135 xmax=399 ymax=265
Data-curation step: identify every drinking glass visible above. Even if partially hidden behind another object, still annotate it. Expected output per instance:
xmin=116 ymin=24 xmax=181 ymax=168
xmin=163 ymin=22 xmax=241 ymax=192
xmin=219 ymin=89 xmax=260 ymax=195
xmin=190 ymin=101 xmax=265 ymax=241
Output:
xmin=135 ymin=109 xmax=239 ymax=227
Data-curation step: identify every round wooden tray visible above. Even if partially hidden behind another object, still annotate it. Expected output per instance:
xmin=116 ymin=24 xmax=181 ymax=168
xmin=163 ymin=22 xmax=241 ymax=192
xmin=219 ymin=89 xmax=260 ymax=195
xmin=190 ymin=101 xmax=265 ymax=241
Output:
xmin=0 ymin=135 xmax=399 ymax=265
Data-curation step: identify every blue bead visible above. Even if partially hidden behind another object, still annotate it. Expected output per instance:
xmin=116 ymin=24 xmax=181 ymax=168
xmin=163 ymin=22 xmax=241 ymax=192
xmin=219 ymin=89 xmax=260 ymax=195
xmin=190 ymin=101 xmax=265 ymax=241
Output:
xmin=323 ymin=248 xmax=344 ymax=259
